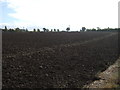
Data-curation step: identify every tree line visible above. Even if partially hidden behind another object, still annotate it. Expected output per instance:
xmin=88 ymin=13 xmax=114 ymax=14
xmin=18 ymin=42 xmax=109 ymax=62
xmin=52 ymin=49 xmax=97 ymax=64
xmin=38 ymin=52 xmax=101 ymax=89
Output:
xmin=1 ymin=26 xmax=70 ymax=32
xmin=1 ymin=26 xmax=120 ymax=32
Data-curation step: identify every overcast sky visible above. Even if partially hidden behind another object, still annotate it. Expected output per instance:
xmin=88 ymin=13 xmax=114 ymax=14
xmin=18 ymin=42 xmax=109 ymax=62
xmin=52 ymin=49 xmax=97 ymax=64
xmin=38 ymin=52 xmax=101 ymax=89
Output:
xmin=0 ymin=0 xmax=119 ymax=31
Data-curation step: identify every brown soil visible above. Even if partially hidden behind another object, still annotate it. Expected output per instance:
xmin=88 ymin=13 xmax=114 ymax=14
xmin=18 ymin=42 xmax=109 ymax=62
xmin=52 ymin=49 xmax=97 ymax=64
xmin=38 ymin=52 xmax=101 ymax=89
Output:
xmin=2 ymin=32 xmax=119 ymax=88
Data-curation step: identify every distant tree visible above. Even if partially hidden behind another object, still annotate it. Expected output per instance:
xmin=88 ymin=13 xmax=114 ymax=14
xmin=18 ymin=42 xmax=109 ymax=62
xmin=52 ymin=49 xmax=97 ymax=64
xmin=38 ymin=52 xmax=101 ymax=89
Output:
xmin=54 ymin=29 xmax=56 ymax=32
xmin=25 ymin=28 xmax=28 ymax=32
xmin=5 ymin=26 xmax=7 ymax=31
xmin=2 ymin=26 xmax=8 ymax=32
xmin=33 ymin=28 xmax=36 ymax=32
xmin=43 ymin=28 xmax=46 ymax=32
xmin=15 ymin=27 xmax=20 ymax=32
xmin=86 ymin=29 xmax=91 ymax=31
xmin=102 ymin=28 xmax=108 ymax=31
xmin=22 ymin=29 xmax=26 ymax=32
xmin=66 ymin=27 xmax=70 ymax=32
xmin=37 ymin=29 xmax=40 ymax=32
xmin=107 ymin=27 xmax=111 ymax=31
xmin=57 ymin=29 xmax=59 ymax=32
xmin=9 ymin=28 xmax=14 ymax=32
xmin=97 ymin=27 xmax=101 ymax=31
xmin=51 ymin=29 xmax=53 ymax=32
xmin=46 ymin=29 xmax=49 ymax=32
xmin=91 ymin=28 xmax=96 ymax=31
xmin=82 ymin=27 xmax=86 ymax=32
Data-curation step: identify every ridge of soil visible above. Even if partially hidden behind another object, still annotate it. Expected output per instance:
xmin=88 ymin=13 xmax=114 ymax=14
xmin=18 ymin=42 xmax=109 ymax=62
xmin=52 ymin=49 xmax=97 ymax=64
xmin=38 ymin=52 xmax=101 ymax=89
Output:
xmin=83 ymin=57 xmax=120 ymax=89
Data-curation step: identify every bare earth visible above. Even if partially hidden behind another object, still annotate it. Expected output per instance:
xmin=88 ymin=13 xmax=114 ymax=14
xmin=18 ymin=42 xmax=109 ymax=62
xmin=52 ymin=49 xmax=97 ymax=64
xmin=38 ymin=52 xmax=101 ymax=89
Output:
xmin=3 ymin=32 xmax=119 ymax=88
xmin=83 ymin=57 xmax=120 ymax=89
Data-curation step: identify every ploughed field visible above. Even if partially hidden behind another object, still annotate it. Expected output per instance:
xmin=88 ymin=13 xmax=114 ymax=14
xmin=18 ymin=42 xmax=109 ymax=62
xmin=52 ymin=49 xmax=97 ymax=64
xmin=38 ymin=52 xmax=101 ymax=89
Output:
xmin=2 ymin=32 xmax=119 ymax=88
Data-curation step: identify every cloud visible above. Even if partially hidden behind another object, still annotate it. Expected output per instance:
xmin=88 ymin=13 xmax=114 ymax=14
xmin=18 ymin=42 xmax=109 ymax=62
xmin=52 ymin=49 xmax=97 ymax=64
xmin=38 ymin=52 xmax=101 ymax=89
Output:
xmin=0 ymin=0 xmax=119 ymax=30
